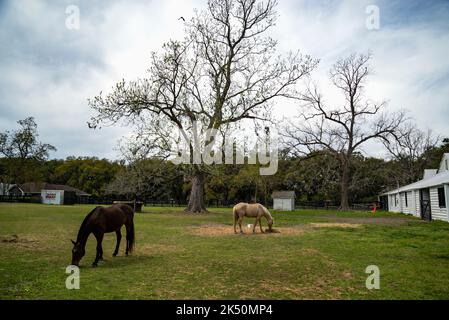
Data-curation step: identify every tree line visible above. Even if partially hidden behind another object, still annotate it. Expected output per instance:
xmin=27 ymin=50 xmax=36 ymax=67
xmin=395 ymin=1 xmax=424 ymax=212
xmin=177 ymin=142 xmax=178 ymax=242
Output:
xmin=1 ymin=116 xmax=448 ymax=204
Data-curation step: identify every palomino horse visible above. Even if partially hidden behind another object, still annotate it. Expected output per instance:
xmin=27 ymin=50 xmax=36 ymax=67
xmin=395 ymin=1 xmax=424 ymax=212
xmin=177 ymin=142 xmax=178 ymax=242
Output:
xmin=71 ymin=204 xmax=135 ymax=267
xmin=233 ymin=202 xmax=274 ymax=234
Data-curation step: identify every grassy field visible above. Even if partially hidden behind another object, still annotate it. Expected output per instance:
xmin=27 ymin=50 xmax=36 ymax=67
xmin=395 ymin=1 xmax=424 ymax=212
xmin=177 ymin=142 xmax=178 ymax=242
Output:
xmin=1 ymin=203 xmax=449 ymax=300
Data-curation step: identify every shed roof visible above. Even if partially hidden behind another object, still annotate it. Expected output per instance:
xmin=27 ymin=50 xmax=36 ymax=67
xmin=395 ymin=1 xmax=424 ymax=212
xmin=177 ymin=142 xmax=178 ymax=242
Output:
xmin=272 ymin=191 xmax=295 ymax=199
xmin=19 ymin=182 xmax=91 ymax=196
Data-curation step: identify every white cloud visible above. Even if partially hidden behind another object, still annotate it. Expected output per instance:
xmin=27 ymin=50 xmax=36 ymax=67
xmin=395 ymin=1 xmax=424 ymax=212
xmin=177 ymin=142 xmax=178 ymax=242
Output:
xmin=0 ymin=0 xmax=448 ymax=159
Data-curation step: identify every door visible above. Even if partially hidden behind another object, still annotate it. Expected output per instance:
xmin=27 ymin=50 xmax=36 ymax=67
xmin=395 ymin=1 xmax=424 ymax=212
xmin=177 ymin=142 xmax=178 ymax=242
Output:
xmin=420 ymin=188 xmax=432 ymax=221
xmin=379 ymin=195 xmax=388 ymax=211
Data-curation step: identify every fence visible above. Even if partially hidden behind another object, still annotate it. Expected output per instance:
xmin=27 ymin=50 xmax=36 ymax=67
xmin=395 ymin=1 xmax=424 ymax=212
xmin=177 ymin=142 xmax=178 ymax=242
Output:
xmin=0 ymin=194 xmax=378 ymax=211
xmin=0 ymin=195 xmax=40 ymax=203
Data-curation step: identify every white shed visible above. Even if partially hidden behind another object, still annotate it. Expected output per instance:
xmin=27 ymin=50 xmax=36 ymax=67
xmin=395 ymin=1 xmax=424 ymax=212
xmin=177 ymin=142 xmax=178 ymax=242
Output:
xmin=380 ymin=153 xmax=449 ymax=222
xmin=41 ymin=189 xmax=77 ymax=205
xmin=41 ymin=190 xmax=65 ymax=205
xmin=272 ymin=191 xmax=295 ymax=211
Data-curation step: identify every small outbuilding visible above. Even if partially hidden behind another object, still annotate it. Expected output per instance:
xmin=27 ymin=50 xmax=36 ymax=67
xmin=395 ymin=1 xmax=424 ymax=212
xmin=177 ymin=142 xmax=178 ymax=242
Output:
xmin=272 ymin=191 xmax=295 ymax=211
xmin=380 ymin=153 xmax=449 ymax=222
xmin=11 ymin=182 xmax=90 ymax=204
xmin=41 ymin=189 xmax=77 ymax=205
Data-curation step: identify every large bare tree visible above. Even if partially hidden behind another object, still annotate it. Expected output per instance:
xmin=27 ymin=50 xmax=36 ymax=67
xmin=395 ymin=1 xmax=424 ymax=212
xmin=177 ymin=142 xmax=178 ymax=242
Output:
xmin=88 ymin=0 xmax=317 ymax=212
xmin=282 ymin=53 xmax=404 ymax=210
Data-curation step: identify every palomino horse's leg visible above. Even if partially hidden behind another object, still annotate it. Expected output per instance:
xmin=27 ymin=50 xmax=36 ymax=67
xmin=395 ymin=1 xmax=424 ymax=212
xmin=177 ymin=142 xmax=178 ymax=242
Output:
xmin=113 ymin=229 xmax=122 ymax=257
xmin=238 ymin=216 xmax=244 ymax=234
xmin=92 ymin=232 xmax=104 ymax=267
xmin=259 ymin=218 xmax=264 ymax=233
xmin=253 ymin=217 xmax=259 ymax=233
xmin=234 ymin=213 xmax=238 ymax=234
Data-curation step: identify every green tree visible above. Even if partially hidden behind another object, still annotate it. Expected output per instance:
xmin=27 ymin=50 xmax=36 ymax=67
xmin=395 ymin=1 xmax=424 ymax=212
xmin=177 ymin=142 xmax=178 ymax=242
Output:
xmin=0 ymin=117 xmax=56 ymax=184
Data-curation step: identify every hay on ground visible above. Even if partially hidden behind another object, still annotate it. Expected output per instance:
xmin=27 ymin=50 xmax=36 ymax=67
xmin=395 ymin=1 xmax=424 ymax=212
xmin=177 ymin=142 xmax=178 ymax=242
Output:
xmin=189 ymin=224 xmax=306 ymax=236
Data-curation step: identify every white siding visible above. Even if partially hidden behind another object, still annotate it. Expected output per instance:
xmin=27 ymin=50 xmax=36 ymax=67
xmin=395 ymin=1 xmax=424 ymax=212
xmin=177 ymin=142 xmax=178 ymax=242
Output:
xmin=415 ymin=191 xmax=421 ymax=217
xmin=388 ymin=194 xmax=401 ymax=213
xmin=273 ymin=199 xmax=282 ymax=210
xmin=273 ymin=198 xmax=294 ymax=211
xmin=429 ymin=187 xmax=447 ymax=221
xmin=41 ymin=190 xmax=64 ymax=205
xmin=401 ymin=192 xmax=412 ymax=215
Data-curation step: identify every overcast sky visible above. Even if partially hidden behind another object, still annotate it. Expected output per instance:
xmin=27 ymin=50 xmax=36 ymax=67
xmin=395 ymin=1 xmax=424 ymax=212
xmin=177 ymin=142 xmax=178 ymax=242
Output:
xmin=1 ymin=0 xmax=448 ymax=160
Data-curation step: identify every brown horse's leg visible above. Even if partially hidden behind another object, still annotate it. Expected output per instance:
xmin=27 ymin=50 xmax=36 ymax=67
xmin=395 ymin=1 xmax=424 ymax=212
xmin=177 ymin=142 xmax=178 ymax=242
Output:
xmin=113 ymin=229 xmax=122 ymax=257
xmin=92 ymin=232 xmax=104 ymax=267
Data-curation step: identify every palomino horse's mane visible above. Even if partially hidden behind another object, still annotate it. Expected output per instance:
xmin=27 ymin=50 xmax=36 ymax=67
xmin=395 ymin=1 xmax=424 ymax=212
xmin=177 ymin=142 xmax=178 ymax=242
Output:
xmin=261 ymin=205 xmax=273 ymax=219
xmin=77 ymin=206 xmax=99 ymax=241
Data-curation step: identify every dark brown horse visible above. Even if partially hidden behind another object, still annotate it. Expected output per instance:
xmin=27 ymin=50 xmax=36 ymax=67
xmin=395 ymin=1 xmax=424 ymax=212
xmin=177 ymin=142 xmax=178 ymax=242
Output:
xmin=71 ymin=204 xmax=135 ymax=267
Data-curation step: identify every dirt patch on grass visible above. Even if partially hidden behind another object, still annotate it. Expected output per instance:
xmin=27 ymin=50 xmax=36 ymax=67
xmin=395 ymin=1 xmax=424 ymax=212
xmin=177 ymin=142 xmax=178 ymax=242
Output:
xmin=310 ymin=223 xmax=362 ymax=229
xmin=189 ymin=224 xmax=306 ymax=237
xmin=0 ymin=234 xmax=39 ymax=249
xmin=188 ymin=221 xmax=366 ymax=237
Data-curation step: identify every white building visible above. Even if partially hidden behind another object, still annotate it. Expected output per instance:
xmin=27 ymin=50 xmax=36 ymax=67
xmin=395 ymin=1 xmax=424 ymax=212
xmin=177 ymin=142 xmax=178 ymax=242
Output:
xmin=380 ymin=153 xmax=449 ymax=222
xmin=272 ymin=191 xmax=295 ymax=211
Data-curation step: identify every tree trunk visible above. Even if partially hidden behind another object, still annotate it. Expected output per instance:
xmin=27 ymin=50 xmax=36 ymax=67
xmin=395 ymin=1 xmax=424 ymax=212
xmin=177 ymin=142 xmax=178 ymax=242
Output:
xmin=185 ymin=170 xmax=208 ymax=213
xmin=340 ymin=162 xmax=350 ymax=211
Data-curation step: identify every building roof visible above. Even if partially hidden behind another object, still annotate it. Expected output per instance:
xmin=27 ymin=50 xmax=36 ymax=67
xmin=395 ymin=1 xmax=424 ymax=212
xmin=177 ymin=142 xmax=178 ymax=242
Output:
xmin=272 ymin=191 xmax=295 ymax=199
xmin=423 ymin=169 xmax=438 ymax=179
xmin=381 ymin=170 xmax=449 ymax=195
xmin=18 ymin=182 xmax=91 ymax=196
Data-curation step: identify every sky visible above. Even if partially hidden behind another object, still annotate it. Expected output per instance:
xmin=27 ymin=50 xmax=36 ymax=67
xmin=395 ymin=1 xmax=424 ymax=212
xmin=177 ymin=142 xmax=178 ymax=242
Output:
xmin=0 ymin=0 xmax=448 ymax=160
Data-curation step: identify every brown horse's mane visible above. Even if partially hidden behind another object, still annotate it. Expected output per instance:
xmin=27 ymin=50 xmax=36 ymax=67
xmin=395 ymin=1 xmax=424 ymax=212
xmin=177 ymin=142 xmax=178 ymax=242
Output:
xmin=77 ymin=206 xmax=100 ymax=241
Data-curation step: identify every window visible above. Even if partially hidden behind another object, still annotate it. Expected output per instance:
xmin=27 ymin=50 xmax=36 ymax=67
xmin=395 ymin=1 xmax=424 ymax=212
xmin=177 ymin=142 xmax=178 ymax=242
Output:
xmin=438 ymin=187 xmax=446 ymax=208
xmin=405 ymin=193 xmax=408 ymax=207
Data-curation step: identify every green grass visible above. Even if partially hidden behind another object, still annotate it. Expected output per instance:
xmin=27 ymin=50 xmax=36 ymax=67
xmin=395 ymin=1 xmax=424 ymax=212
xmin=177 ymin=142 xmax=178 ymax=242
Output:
xmin=1 ymin=203 xmax=449 ymax=299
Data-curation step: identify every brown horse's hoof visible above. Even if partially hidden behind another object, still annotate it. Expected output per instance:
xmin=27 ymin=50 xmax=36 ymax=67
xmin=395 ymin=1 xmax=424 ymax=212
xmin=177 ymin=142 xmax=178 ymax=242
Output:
xmin=92 ymin=263 xmax=98 ymax=267
xmin=113 ymin=253 xmax=117 ymax=257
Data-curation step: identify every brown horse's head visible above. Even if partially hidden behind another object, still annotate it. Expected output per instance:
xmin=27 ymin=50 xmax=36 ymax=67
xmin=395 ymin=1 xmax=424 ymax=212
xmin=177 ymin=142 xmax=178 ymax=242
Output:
xmin=71 ymin=240 xmax=85 ymax=266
